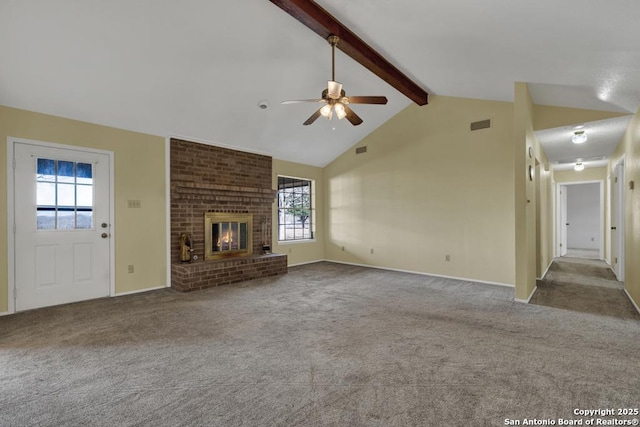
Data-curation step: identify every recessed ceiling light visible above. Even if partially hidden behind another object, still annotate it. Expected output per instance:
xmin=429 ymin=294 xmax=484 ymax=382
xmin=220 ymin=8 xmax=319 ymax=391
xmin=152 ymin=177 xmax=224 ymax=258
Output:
xmin=572 ymin=130 xmax=587 ymax=144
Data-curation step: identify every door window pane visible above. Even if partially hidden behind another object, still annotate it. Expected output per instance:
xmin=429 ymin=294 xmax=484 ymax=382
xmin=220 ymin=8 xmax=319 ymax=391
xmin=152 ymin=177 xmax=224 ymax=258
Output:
xmin=37 ymin=210 xmax=56 ymax=230
xmin=76 ymin=163 xmax=93 ymax=184
xmin=57 ymin=183 xmax=75 ymax=206
xmin=57 ymin=210 xmax=75 ymax=229
xmin=36 ymin=158 xmax=94 ymax=230
xmin=37 ymin=159 xmax=55 ymax=181
xmin=76 ymin=185 xmax=93 ymax=207
xmin=57 ymin=161 xmax=75 ymax=183
xmin=36 ymin=182 xmax=56 ymax=205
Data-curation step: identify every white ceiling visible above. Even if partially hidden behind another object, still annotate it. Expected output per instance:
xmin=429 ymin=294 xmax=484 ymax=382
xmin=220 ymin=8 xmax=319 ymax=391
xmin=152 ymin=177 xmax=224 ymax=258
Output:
xmin=536 ymin=115 xmax=633 ymax=171
xmin=1 ymin=1 xmax=639 ymax=167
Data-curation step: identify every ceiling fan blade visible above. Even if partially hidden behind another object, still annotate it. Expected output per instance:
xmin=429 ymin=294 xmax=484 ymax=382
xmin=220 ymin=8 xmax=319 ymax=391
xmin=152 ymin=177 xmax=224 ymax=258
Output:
xmin=327 ymin=80 xmax=343 ymax=99
xmin=346 ymin=96 xmax=388 ymax=105
xmin=344 ymin=105 xmax=363 ymax=126
xmin=303 ymin=108 xmax=323 ymax=126
xmin=282 ymin=99 xmax=325 ymax=104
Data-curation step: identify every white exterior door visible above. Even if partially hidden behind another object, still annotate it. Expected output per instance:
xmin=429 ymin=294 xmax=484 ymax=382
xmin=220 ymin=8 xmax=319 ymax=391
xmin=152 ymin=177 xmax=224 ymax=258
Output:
xmin=13 ymin=141 xmax=112 ymax=311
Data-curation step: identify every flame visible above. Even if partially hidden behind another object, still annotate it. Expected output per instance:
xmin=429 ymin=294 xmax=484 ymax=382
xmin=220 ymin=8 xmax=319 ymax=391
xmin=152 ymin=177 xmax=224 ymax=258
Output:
xmin=216 ymin=231 xmax=234 ymax=248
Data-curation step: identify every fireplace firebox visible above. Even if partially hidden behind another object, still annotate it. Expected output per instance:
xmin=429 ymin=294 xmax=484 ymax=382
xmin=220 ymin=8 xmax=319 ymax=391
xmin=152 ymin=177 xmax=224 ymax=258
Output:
xmin=204 ymin=213 xmax=253 ymax=260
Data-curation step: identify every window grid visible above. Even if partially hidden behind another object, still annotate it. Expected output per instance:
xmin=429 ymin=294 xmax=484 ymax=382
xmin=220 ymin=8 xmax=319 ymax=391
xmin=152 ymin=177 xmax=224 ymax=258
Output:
xmin=36 ymin=158 xmax=94 ymax=230
xmin=277 ymin=176 xmax=314 ymax=241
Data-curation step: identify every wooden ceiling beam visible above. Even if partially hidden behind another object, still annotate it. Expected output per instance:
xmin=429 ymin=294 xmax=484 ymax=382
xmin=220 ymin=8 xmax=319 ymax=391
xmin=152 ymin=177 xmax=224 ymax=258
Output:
xmin=269 ymin=0 xmax=429 ymax=106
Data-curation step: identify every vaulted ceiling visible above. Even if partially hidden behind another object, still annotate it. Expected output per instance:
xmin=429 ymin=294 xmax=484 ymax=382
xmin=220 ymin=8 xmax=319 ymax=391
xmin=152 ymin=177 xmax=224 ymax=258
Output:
xmin=1 ymin=1 xmax=639 ymax=167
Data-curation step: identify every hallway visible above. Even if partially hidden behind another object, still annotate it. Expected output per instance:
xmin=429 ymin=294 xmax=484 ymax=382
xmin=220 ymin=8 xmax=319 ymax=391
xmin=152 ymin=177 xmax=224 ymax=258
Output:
xmin=531 ymin=257 xmax=640 ymax=320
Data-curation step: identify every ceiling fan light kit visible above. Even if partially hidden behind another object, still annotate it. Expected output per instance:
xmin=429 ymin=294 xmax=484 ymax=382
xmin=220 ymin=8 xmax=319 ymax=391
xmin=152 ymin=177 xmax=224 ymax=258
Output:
xmin=282 ymin=35 xmax=388 ymax=126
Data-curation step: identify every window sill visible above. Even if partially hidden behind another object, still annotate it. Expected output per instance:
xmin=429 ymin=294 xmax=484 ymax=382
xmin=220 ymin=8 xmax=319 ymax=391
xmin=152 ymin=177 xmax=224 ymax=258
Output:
xmin=276 ymin=239 xmax=317 ymax=245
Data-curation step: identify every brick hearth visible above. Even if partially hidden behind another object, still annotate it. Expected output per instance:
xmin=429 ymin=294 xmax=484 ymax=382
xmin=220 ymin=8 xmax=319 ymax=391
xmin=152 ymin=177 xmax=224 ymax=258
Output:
xmin=170 ymin=138 xmax=287 ymax=292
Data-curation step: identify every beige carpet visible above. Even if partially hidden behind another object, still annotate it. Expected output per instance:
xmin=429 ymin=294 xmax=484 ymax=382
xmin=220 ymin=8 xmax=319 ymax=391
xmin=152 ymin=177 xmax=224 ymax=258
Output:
xmin=1 ymin=262 xmax=639 ymax=426
xmin=532 ymin=257 xmax=639 ymax=319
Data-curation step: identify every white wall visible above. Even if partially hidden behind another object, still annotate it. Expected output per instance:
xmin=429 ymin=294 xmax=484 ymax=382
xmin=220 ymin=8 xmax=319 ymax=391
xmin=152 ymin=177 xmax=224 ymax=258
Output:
xmin=566 ymin=183 xmax=600 ymax=250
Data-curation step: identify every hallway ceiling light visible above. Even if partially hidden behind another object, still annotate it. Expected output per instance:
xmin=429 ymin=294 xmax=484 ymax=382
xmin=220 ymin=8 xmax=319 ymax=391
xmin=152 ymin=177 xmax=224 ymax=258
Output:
xmin=572 ymin=130 xmax=587 ymax=144
xmin=574 ymin=162 xmax=585 ymax=171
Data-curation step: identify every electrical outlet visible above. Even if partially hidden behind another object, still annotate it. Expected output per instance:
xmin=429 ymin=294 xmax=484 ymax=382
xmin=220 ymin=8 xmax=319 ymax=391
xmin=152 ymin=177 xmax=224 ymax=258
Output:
xmin=445 ymin=255 xmax=451 ymax=262
xmin=341 ymin=246 xmax=345 ymax=251
xmin=128 ymin=265 xmax=134 ymax=273
xmin=370 ymin=248 xmax=374 ymax=254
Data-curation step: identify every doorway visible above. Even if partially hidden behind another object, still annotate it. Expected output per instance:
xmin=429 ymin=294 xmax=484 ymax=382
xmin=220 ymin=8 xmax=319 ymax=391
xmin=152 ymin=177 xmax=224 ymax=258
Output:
xmin=556 ymin=181 xmax=604 ymax=260
xmin=7 ymin=139 xmax=114 ymax=312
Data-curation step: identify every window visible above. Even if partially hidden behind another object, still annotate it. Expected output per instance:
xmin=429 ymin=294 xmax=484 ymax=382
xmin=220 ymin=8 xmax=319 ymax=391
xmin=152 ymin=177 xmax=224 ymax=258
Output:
xmin=36 ymin=158 xmax=94 ymax=230
xmin=277 ymin=176 xmax=314 ymax=241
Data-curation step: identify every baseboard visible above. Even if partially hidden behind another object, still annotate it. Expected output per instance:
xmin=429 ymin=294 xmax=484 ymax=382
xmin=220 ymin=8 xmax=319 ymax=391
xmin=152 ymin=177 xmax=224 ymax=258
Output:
xmin=113 ymin=285 xmax=167 ymax=297
xmin=0 ymin=311 xmax=11 ymax=317
xmin=537 ymin=260 xmax=553 ymax=281
xmin=513 ymin=286 xmax=538 ymax=304
xmin=514 ymin=286 xmax=537 ymax=304
xmin=288 ymin=260 xmax=325 ymax=268
xmin=325 ymin=259 xmax=515 ymax=288
xmin=624 ymin=288 xmax=640 ymax=315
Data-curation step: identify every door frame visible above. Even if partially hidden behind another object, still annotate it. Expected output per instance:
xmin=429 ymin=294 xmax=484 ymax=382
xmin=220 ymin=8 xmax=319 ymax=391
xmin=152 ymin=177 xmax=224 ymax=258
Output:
xmin=555 ymin=179 xmax=604 ymax=260
xmin=6 ymin=137 xmax=115 ymax=314
xmin=612 ymin=157 xmax=625 ymax=281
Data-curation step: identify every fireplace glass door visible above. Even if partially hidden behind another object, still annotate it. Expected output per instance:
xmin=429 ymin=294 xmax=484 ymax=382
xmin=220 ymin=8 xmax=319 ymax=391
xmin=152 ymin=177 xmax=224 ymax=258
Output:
xmin=205 ymin=213 xmax=252 ymax=259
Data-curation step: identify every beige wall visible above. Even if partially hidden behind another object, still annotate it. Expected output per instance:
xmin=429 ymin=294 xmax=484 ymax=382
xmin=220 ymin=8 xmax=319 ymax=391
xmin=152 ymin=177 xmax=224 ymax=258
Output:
xmin=533 ymin=105 xmax=627 ymax=131
xmin=514 ymin=83 xmax=539 ymax=300
xmin=272 ymin=159 xmax=325 ymax=266
xmin=608 ymin=107 xmax=640 ymax=310
xmin=554 ymin=167 xmax=607 ymax=183
xmin=323 ymin=96 xmax=516 ymax=285
xmin=0 ymin=105 xmax=167 ymax=312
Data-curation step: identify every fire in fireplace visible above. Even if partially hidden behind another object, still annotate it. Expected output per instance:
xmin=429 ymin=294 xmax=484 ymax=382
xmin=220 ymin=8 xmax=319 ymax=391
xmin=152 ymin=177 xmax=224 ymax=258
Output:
xmin=204 ymin=213 xmax=253 ymax=260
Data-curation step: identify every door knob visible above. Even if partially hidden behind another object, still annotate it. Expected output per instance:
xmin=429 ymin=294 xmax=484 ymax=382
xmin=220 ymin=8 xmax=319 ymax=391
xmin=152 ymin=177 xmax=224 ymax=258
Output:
xmin=101 ymin=233 xmax=109 ymax=238
xmin=101 ymin=223 xmax=108 ymax=228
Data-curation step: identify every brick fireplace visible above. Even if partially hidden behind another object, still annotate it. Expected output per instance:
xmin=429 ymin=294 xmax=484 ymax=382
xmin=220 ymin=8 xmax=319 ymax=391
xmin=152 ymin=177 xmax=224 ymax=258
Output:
xmin=170 ymin=138 xmax=287 ymax=292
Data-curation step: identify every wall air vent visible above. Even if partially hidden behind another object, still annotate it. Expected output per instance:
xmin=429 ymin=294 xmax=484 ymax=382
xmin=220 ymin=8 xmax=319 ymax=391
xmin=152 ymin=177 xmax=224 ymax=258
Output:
xmin=470 ymin=119 xmax=491 ymax=131
xmin=355 ymin=146 xmax=367 ymax=154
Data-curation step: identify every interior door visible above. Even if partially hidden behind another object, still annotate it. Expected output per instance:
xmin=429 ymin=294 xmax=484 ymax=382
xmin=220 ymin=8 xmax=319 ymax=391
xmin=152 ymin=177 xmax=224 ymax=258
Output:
xmin=14 ymin=142 xmax=111 ymax=311
xmin=559 ymin=185 xmax=568 ymax=256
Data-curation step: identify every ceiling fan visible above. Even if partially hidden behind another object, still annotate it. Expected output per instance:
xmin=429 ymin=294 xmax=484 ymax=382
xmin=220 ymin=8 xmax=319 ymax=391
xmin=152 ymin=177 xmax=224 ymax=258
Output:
xmin=282 ymin=35 xmax=388 ymax=126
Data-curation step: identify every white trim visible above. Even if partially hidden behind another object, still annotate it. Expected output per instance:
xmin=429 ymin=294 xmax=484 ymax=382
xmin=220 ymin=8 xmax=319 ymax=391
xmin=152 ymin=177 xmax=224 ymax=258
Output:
xmin=165 ymin=137 xmax=172 ymax=288
xmin=167 ymin=133 xmax=273 ymax=158
xmin=614 ymin=157 xmax=625 ymax=282
xmin=288 ymin=260 xmax=325 ymax=267
xmin=555 ymin=179 xmax=605 ymax=259
xmin=6 ymin=137 xmax=16 ymax=314
xmin=108 ymin=145 xmax=116 ymax=298
xmin=624 ymin=288 xmax=640 ymax=315
xmin=325 ymin=259 xmax=515 ymax=288
xmin=6 ymin=137 xmax=115 ymax=314
xmin=0 ymin=311 xmax=11 ymax=317
xmin=114 ymin=285 xmax=167 ymax=297
xmin=537 ymin=260 xmax=553 ymax=281
xmin=276 ymin=239 xmax=317 ymax=245
xmin=515 ymin=286 xmax=538 ymax=304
